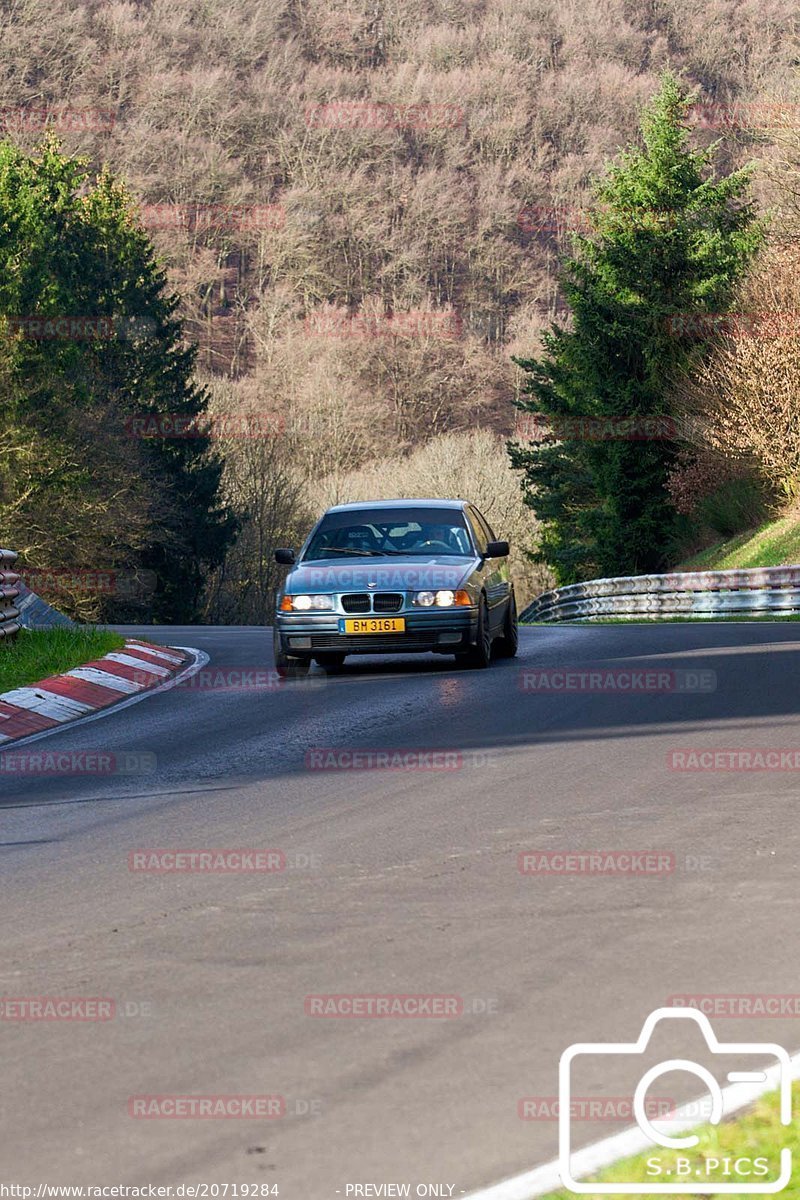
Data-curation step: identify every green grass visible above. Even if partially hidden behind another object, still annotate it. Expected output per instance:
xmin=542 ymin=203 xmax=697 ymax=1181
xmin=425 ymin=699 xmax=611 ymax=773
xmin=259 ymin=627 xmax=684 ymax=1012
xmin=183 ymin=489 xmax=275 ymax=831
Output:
xmin=678 ymin=510 xmax=800 ymax=572
xmin=545 ymin=1082 xmax=798 ymax=1200
xmin=0 ymin=626 xmax=125 ymax=693
xmin=520 ymin=508 xmax=800 ymax=625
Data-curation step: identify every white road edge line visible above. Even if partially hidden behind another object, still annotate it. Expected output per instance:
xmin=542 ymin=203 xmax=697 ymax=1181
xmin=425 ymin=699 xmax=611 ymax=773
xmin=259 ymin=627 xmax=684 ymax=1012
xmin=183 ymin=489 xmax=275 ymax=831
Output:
xmin=0 ymin=646 xmax=209 ymax=750
xmin=465 ymin=1049 xmax=800 ymax=1200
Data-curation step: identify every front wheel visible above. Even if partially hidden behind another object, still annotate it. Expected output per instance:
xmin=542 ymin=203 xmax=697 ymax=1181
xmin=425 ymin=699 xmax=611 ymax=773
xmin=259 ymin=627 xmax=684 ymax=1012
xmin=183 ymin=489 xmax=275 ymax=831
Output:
xmin=458 ymin=597 xmax=492 ymax=669
xmin=273 ymin=627 xmax=311 ymax=678
xmin=495 ymin=592 xmax=518 ymax=658
xmin=313 ymin=653 xmax=346 ymax=671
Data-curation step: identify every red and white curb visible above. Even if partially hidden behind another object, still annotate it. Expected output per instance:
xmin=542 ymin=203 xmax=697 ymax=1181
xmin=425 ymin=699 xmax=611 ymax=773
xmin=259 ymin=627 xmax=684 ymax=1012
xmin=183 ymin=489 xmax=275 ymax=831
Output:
xmin=0 ymin=639 xmax=203 ymax=747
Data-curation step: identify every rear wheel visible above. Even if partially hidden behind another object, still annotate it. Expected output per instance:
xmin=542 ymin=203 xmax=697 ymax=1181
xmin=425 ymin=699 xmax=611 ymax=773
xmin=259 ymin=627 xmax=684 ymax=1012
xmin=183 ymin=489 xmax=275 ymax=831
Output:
xmin=458 ymin=596 xmax=492 ymax=669
xmin=273 ymin=627 xmax=311 ymax=679
xmin=495 ymin=592 xmax=518 ymax=658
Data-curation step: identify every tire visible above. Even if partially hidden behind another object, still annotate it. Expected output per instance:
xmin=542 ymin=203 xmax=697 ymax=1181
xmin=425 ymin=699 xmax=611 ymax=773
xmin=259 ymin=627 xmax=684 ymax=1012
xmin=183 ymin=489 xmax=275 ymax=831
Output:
xmin=459 ymin=596 xmax=492 ymax=669
xmin=273 ymin=626 xmax=311 ymax=679
xmin=313 ymin=653 xmax=346 ymax=671
xmin=495 ymin=592 xmax=518 ymax=658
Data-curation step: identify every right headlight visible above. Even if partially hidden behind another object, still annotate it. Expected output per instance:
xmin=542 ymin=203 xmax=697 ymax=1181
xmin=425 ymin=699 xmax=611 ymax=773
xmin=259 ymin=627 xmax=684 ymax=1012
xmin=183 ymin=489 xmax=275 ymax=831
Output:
xmin=281 ymin=594 xmax=335 ymax=611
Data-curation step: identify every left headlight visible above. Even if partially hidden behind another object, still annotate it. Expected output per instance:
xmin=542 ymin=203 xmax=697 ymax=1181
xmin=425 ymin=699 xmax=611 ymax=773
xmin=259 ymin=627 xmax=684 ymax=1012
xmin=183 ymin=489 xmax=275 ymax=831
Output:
xmin=281 ymin=594 xmax=335 ymax=612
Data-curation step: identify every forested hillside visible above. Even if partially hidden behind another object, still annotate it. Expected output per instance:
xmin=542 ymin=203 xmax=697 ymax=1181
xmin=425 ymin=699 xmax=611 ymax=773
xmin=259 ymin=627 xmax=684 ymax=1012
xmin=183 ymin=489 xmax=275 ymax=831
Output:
xmin=1 ymin=0 xmax=798 ymax=616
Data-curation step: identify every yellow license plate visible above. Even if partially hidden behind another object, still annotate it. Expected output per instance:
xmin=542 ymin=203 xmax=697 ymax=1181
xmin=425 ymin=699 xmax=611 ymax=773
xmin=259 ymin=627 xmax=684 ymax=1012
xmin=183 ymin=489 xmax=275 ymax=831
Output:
xmin=344 ymin=617 xmax=406 ymax=635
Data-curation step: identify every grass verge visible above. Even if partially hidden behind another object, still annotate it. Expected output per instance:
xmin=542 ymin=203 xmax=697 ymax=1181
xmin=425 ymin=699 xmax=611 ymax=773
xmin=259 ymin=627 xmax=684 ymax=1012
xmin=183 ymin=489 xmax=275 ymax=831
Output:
xmin=0 ymin=626 xmax=126 ymax=694
xmin=678 ymin=510 xmax=800 ymax=571
xmin=545 ymin=1081 xmax=798 ymax=1200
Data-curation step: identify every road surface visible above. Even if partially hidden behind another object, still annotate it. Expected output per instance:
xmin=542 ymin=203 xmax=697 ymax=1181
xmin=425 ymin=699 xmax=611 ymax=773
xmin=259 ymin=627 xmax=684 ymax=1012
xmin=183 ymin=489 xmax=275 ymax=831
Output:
xmin=1 ymin=623 xmax=798 ymax=1194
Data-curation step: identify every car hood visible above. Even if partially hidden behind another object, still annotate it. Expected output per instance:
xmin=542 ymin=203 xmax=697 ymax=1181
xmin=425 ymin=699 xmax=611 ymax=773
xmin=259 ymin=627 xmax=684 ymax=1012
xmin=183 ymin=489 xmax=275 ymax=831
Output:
xmin=284 ymin=555 xmax=478 ymax=593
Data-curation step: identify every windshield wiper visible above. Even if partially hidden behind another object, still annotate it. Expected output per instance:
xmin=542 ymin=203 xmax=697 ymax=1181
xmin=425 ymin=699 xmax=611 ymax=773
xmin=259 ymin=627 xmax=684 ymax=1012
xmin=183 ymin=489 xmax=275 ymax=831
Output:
xmin=309 ymin=545 xmax=471 ymax=559
xmin=314 ymin=546 xmax=383 ymax=557
xmin=391 ymin=548 xmax=471 ymax=556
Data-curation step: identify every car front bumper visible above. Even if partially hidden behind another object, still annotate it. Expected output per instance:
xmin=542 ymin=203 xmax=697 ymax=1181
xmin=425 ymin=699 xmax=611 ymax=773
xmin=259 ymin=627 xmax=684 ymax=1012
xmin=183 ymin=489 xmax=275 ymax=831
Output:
xmin=274 ymin=608 xmax=478 ymax=655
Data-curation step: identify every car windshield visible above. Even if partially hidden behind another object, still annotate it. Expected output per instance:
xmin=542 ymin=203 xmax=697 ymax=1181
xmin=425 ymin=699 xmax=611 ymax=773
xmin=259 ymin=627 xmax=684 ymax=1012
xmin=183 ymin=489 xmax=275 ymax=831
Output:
xmin=303 ymin=506 xmax=474 ymax=560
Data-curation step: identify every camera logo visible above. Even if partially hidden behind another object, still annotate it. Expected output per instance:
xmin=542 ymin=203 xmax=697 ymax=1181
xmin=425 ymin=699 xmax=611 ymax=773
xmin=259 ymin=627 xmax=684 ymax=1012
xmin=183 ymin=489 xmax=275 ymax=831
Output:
xmin=559 ymin=1007 xmax=791 ymax=1193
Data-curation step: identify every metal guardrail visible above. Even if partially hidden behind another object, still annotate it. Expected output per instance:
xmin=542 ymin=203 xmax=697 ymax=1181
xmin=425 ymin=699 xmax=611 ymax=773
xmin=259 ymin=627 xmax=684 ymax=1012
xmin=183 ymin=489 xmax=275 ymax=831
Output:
xmin=15 ymin=580 xmax=75 ymax=629
xmin=0 ymin=548 xmax=21 ymax=640
xmin=520 ymin=564 xmax=800 ymax=622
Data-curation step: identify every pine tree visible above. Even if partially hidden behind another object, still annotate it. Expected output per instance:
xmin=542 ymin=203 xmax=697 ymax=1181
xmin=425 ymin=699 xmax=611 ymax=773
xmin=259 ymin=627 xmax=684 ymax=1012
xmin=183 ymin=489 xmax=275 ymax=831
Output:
xmin=0 ymin=138 xmax=236 ymax=620
xmin=509 ymin=73 xmax=761 ymax=583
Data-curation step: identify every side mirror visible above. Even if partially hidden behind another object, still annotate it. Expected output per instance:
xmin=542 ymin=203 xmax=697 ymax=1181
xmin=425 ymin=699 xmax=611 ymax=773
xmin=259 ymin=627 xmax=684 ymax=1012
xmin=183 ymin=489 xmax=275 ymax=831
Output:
xmin=274 ymin=547 xmax=296 ymax=565
xmin=485 ymin=540 xmax=509 ymax=559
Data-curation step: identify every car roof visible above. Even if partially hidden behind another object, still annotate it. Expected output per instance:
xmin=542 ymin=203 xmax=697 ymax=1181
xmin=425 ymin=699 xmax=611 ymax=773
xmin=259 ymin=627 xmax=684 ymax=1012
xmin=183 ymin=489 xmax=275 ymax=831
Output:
xmin=325 ymin=498 xmax=470 ymax=513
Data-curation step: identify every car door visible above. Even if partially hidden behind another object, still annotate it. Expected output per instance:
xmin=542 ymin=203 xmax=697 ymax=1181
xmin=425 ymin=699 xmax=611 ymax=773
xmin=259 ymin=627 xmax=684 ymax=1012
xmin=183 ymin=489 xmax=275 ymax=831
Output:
xmin=467 ymin=506 xmax=510 ymax=632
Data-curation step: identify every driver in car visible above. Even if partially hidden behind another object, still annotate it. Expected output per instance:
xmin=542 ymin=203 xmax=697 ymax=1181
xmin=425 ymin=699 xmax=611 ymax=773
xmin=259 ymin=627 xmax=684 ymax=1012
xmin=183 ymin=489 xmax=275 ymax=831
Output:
xmin=412 ymin=524 xmax=460 ymax=552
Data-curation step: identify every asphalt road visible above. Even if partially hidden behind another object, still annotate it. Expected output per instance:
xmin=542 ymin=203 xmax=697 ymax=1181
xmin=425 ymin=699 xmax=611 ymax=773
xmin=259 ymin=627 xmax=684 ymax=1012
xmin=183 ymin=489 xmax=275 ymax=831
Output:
xmin=1 ymin=622 xmax=799 ymax=1194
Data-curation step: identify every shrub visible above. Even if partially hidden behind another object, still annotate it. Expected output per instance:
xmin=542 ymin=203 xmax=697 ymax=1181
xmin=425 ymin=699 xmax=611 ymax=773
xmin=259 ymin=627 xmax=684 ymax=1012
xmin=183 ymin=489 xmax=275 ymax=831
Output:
xmin=671 ymin=246 xmax=800 ymax=498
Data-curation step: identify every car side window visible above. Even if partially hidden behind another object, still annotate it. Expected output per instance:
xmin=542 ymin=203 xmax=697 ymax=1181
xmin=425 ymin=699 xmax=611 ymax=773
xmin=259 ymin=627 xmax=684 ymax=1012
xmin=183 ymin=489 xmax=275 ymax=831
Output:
xmin=473 ymin=507 xmax=496 ymax=547
xmin=470 ymin=504 xmax=494 ymax=549
xmin=466 ymin=508 xmax=488 ymax=555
